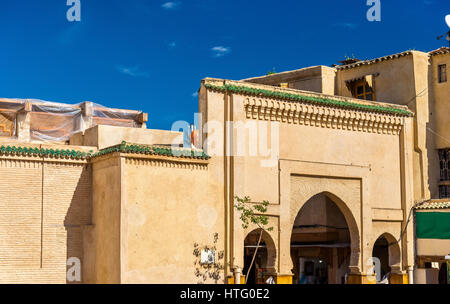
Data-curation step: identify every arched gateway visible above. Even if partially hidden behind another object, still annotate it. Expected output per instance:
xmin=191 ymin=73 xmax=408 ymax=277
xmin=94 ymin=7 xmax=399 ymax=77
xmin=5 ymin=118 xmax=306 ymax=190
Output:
xmin=290 ymin=192 xmax=360 ymax=284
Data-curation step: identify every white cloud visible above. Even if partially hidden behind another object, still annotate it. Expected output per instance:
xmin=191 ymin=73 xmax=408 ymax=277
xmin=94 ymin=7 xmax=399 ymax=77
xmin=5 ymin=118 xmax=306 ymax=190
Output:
xmin=211 ymin=46 xmax=231 ymax=58
xmin=115 ymin=65 xmax=149 ymax=78
xmin=161 ymin=2 xmax=180 ymax=10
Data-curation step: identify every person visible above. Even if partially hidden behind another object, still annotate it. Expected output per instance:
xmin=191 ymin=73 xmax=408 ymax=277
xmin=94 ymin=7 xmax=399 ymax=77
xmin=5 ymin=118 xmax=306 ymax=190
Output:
xmin=377 ymin=272 xmax=390 ymax=284
xmin=266 ymin=276 xmax=275 ymax=284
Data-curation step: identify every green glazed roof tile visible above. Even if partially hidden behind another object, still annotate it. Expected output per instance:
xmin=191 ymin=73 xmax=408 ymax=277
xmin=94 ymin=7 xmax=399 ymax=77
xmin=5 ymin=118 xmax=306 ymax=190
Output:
xmin=204 ymin=83 xmax=414 ymax=117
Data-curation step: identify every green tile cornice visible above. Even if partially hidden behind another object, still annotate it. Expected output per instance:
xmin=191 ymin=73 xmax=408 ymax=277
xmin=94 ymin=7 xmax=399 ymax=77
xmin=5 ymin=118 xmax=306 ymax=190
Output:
xmin=91 ymin=141 xmax=210 ymax=160
xmin=204 ymin=83 xmax=413 ymax=117
xmin=0 ymin=142 xmax=210 ymax=161
xmin=0 ymin=145 xmax=90 ymax=159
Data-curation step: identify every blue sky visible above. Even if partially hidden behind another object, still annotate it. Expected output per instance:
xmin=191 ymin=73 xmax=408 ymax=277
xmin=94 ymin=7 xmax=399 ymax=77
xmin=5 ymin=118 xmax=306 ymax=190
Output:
xmin=1 ymin=0 xmax=449 ymax=130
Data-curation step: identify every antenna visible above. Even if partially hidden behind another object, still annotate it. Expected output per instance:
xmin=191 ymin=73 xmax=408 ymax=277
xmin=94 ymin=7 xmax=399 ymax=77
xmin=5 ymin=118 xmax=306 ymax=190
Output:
xmin=437 ymin=15 xmax=450 ymax=47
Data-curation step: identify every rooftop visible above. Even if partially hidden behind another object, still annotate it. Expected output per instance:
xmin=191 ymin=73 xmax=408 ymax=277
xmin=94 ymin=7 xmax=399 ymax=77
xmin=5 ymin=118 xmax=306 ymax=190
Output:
xmin=415 ymin=199 xmax=450 ymax=210
xmin=336 ymin=50 xmax=415 ymax=70
xmin=203 ymin=78 xmax=413 ymax=117
xmin=241 ymin=65 xmax=326 ymax=84
xmin=429 ymin=46 xmax=450 ymax=56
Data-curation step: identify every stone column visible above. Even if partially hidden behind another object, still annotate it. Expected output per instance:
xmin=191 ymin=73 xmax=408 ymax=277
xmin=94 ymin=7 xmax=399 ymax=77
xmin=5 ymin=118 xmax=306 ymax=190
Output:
xmin=233 ymin=267 xmax=242 ymax=284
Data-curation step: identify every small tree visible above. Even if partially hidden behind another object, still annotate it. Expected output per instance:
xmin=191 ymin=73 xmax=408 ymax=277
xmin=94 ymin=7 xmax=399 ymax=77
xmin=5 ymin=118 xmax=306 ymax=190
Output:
xmin=234 ymin=196 xmax=273 ymax=284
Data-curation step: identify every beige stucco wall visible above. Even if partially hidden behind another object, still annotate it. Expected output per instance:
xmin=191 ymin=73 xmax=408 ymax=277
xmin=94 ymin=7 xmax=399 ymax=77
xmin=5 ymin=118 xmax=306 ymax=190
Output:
xmin=336 ymin=54 xmax=417 ymax=105
xmin=243 ymin=66 xmax=336 ymax=95
xmin=336 ymin=52 xmax=433 ymax=202
xmin=414 ymin=268 xmax=440 ymax=284
xmin=428 ymin=52 xmax=450 ymax=199
xmin=122 ymin=157 xmax=224 ymax=283
xmin=245 ymin=50 xmax=448 ymax=203
xmin=431 ymin=53 xmax=450 ymax=151
xmin=90 ymin=155 xmax=122 ymax=283
xmin=72 ymin=125 xmax=183 ymax=149
xmin=88 ymin=151 xmax=226 ymax=284
xmin=417 ymin=239 xmax=450 ymax=256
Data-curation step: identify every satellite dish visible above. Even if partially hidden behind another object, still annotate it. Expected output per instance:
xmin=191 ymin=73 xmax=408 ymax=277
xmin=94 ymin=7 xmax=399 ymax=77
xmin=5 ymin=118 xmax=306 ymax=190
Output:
xmin=446 ymin=15 xmax=450 ymax=28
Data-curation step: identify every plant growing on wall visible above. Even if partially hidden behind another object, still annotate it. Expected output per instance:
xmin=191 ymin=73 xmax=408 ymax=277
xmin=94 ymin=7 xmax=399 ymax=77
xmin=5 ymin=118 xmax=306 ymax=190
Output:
xmin=234 ymin=196 xmax=273 ymax=284
xmin=267 ymin=67 xmax=276 ymax=75
xmin=193 ymin=233 xmax=225 ymax=284
xmin=344 ymin=54 xmax=356 ymax=61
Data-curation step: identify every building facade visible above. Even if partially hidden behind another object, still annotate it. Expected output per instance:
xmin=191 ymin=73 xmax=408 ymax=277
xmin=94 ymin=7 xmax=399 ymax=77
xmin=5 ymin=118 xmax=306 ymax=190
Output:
xmin=0 ymin=48 xmax=448 ymax=284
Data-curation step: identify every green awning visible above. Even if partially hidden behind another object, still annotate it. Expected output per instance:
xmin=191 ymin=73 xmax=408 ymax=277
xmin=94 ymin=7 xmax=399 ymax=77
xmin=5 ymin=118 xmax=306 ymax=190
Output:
xmin=416 ymin=212 xmax=450 ymax=239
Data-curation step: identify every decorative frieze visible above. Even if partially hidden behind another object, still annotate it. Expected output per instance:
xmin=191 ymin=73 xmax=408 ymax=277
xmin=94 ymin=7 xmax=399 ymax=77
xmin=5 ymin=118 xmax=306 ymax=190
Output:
xmin=0 ymin=159 xmax=42 ymax=168
xmin=244 ymin=97 xmax=405 ymax=135
xmin=124 ymin=157 xmax=208 ymax=170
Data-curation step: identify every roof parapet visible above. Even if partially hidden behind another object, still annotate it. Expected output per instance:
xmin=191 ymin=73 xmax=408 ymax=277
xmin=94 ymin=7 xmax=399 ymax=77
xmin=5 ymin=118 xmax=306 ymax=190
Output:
xmin=91 ymin=141 xmax=210 ymax=160
xmin=202 ymin=78 xmax=413 ymax=117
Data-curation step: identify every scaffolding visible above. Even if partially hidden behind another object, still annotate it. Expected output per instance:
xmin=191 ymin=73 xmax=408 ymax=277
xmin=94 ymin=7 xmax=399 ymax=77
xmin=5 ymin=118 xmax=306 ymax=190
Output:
xmin=0 ymin=98 xmax=148 ymax=142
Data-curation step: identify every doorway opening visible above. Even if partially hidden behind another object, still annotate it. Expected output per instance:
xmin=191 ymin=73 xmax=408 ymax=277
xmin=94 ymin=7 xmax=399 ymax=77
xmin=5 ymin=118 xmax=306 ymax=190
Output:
xmin=371 ymin=233 xmax=401 ymax=283
xmin=243 ymin=229 xmax=276 ymax=284
xmin=291 ymin=193 xmax=351 ymax=284
xmin=372 ymin=236 xmax=390 ymax=281
xmin=439 ymin=262 xmax=448 ymax=284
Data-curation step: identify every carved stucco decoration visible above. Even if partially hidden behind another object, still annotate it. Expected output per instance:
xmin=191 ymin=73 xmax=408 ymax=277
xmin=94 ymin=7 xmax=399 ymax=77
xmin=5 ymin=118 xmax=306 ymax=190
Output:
xmin=244 ymin=97 xmax=405 ymax=135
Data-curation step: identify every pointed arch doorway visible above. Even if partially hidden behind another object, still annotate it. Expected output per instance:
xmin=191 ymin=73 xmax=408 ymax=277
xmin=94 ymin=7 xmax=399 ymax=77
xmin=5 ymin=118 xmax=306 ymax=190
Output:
xmin=290 ymin=193 xmax=354 ymax=284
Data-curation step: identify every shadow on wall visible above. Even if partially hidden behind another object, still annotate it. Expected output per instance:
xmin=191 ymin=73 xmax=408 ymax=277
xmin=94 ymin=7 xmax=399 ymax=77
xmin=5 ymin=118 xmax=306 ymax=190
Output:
xmin=427 ymin=62 xmax=440 ymax=199
xmin=64 ymin=165 xmax=92 ymax=284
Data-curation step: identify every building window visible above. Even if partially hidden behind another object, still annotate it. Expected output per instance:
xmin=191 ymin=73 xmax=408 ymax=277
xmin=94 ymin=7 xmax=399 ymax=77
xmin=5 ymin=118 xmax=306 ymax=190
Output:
xmin=439 ymin=186 xmax=450 ymax=199
xmin=352 ymin=80 xmax=375 ymax=101
xmin=438 ymin=64 xmax=447 ymax=83
xmin=439 ymin=149 xmax=450 ymax=181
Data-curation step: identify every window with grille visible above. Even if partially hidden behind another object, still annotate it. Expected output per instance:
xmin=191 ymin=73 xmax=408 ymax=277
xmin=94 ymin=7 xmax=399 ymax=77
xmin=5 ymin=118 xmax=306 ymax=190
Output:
xmin=439 ymin=149 xmax=449 ymax=181
xmin=438 ymin=64 xmax=447 ymax=83
xmin=439 ymin=186 xmax=450 ymax=199
xmin=352 ymin=80 xmax=375 ymax=101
